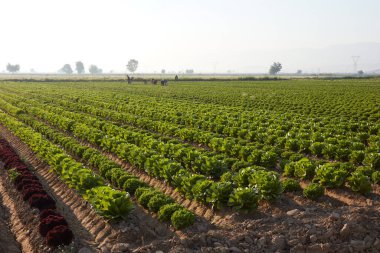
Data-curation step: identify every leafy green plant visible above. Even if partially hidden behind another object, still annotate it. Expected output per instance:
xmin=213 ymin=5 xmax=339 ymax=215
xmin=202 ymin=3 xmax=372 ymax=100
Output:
xmin=85 ymin=186 xmax=134 ymax=220
xmin=260 ymin=151 xmax=277 ymax=168
xmin=347 ymin=171 xmax=372 ymax=194
xmin=372 ymin=171 xmax=380 ymax=184
xmin=8 ymin=168 xmax=21 ymax=183
xmin=249 ymin=170 xmax=282 ymax=201
xmin=283 ymin=162 xmax=296 ymax=177
xmin=180 ymin=174 xmax=206 ymax=198
xmin=192 ymin=179 xmax=213 ymax=203
xmin=206 ymin=181 xmax=233 ymax=209
xmin=235 ymin=166 xmax=265 ymax=187
xmin=134 ymin=187 xmax=153 ymax=199
xmin=228 ymin=187 xmax=260 ymax=211
xmin=137 ymin=190 xmax=161 ymax=208
xmin=294 ymin=158 xmax=315 ymax=180
xmin=303 ymin=183 xmax=324 ymax=200
xmin=170 ymin=209 xmax=195 ymax=229
xmin=232 ymin=161 xmax=253 ymax=173
xmin=147 ymin=194 xmax=174 ymax=213
xmin=315 ymin=163 xmax=348 ymax=188
xmin=364 ymin=153 xmax=380 ymax=170
xmin=350 ymin=151 xmax=365 ymax=165
xmin=310 ymin=142 xmax=325 ymax=157
xmin=117 ymin=174 xmax=137 ymax=188
xmin=123 ymin=178 xmax=147 ymax=195
xmin=281 ymin=178 xmax=301 ymax=192
xmin=158 ymin=203 xmax=184 ymax=222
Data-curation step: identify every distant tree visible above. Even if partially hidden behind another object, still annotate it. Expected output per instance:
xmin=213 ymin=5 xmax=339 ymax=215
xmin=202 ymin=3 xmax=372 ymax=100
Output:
xmin=6 ymin=63 xmax=20 ymax=73
xmin=161 ymin=69 xmax=166 ymax=74
xmin=75 ymin=61 xmax=85 ymax=74
xmin=296 ymin=69 xmax=302 ymax=75
xmin=89 ymin=65 xmax=103 ymax=74
xmin=269 ymin=62 xmax=282 ymax=75
xmin=60 ymin=64 xmax=73 ymax=74
xmin=358 ymin=70 xmax=364 ymax=75
xmin=185 ymin=69 xmax=194 ymax=74
xmin=126 ymin=59 xmax=138 ymax=74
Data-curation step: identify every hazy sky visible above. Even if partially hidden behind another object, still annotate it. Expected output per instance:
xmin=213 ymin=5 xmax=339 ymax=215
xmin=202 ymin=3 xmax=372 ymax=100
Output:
xmin=1 ymin=0 xmax=380 ymax=73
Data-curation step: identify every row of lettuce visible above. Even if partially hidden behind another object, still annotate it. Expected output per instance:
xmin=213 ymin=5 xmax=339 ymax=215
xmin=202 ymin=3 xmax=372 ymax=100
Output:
xmin=0 ymin=93 xmax=378 ymax=214
xmin=0 ymin=138 xmax=73 ymax=248
xmin=3 ymin=91 xmax=379 ymax=185
xmin=0 ymin=109 xmax=195 ymax=229
xmin=13 ymin=89 xmax=379 ymax=169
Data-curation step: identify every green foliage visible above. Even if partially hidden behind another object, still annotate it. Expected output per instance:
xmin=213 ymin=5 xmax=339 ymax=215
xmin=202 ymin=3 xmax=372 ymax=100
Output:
xmin=364 ymin=153 xmax=380 ymax=170
xmin=372 ymin=171 xmax=380 ymax=184
xmin=158 ymin=203 xmax=184 ymax=222
xmin=7 ymin=168 xmax=21 ymax=183
xmin=310 ymin=142 xmax=325 ymax=157
xmin=220 ymin=171 xmax=234 ymax=183
xmin=147 ymin=194 xmax=174 ymax=213
xmin=260 ymin=151 xmax=278 ymax=168
xmin=235 ymin=166 xmax=265 ymax=187
xmin=303 ymin=183 xmax=324 ymax=200
xmin=294 ymin=158 xmax=315 ymax=180
xmin=180 ymin=174 xmax=206 ymax=198
xmin=134 ymin=187 xmax=153 ymax=199
xmin=283 ymin=162 xmax=296 ymax=177
xmin=137 ymin=190 xmax=161 ymax=208
xmin=117 ymin=174 xmax=137 ymax=188
xmin=85 ymin=186 xmax=134 ymax=220
xmin=228 ymin=187 xmax=260 ymax=211
xmin=1 ymin=78 xmax=380 ymax=224
xmin=347 ymin=170 xmax=372 ymax=194
xmin=171 ymin=209 xmax=195 ymax=229
xmin=123 ymin=178 xmax=147 ymax=195
xmin=191 ymin=179 xmax=213 ymax=203
xmin=315 ymin=163 xmax=349 ymax=188
xmin=281 ymin=178 xmax=301 ymax=192
xmin=249 ymin=170 xmax=282 ymax=200
xmin=350 ymin=151 xmax=365 ymax=165
xmin=206 ymin=181 xmax=234 ymax=209
xmin=231 ymin=161 xmax=252 ymax=172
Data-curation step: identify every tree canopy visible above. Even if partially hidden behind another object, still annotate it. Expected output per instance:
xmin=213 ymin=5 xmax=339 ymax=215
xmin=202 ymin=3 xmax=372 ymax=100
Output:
xmin=89 ymin=65 xmax=103 ymax=74
xmin=6 ymin=63 xmax=20 ymax=73
xmin=269 ymin=62 xmax=282 ymax=75
xmin=126 ymin=59 xmax=138 ymax=74
xmin=60 ymin=64 xmax=73 ymax=74
xmin=75 ymin=61 xmax=85 ymax=74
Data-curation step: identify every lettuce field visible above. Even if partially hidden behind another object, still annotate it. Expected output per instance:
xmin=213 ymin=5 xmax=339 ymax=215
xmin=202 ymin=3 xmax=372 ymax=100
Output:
xmin=0 ymin=78 xmax=379 ymax=252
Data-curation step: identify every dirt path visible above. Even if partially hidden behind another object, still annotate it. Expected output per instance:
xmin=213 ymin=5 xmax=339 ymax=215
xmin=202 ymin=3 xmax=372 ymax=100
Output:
xmin=0 ymin=176 xmax=22 ymax=253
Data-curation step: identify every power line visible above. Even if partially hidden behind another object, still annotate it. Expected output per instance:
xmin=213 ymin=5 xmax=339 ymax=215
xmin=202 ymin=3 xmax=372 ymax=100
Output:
xmin=351 ymin=56 xmax=360 ymax=73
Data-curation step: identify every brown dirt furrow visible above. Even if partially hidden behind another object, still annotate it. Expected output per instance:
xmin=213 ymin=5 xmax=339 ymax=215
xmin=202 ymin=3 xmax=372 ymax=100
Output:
xmin=0 ymin=170 xmax=45 ymax=253
xmin=0 ymin=179 xmax=23 ymax=253
xmin=299 ymin=181 xmax=379 ymax=208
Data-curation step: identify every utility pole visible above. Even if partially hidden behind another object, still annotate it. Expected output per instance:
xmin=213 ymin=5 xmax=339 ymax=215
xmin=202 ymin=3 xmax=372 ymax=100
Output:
xmin=352 ymin=56 xmax=360 ymax=73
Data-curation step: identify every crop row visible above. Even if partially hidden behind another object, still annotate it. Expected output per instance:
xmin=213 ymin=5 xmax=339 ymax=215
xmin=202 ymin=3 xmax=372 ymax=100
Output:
xmin=0 ymin=93 xmax=283 ymax=211
xmin=0 ymin=110 xmax=134 ymax=220
xmin=0 ymin=138 xmax=73 ymax=248
xmin=6 ymin=89 xmax=379 ymax=171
